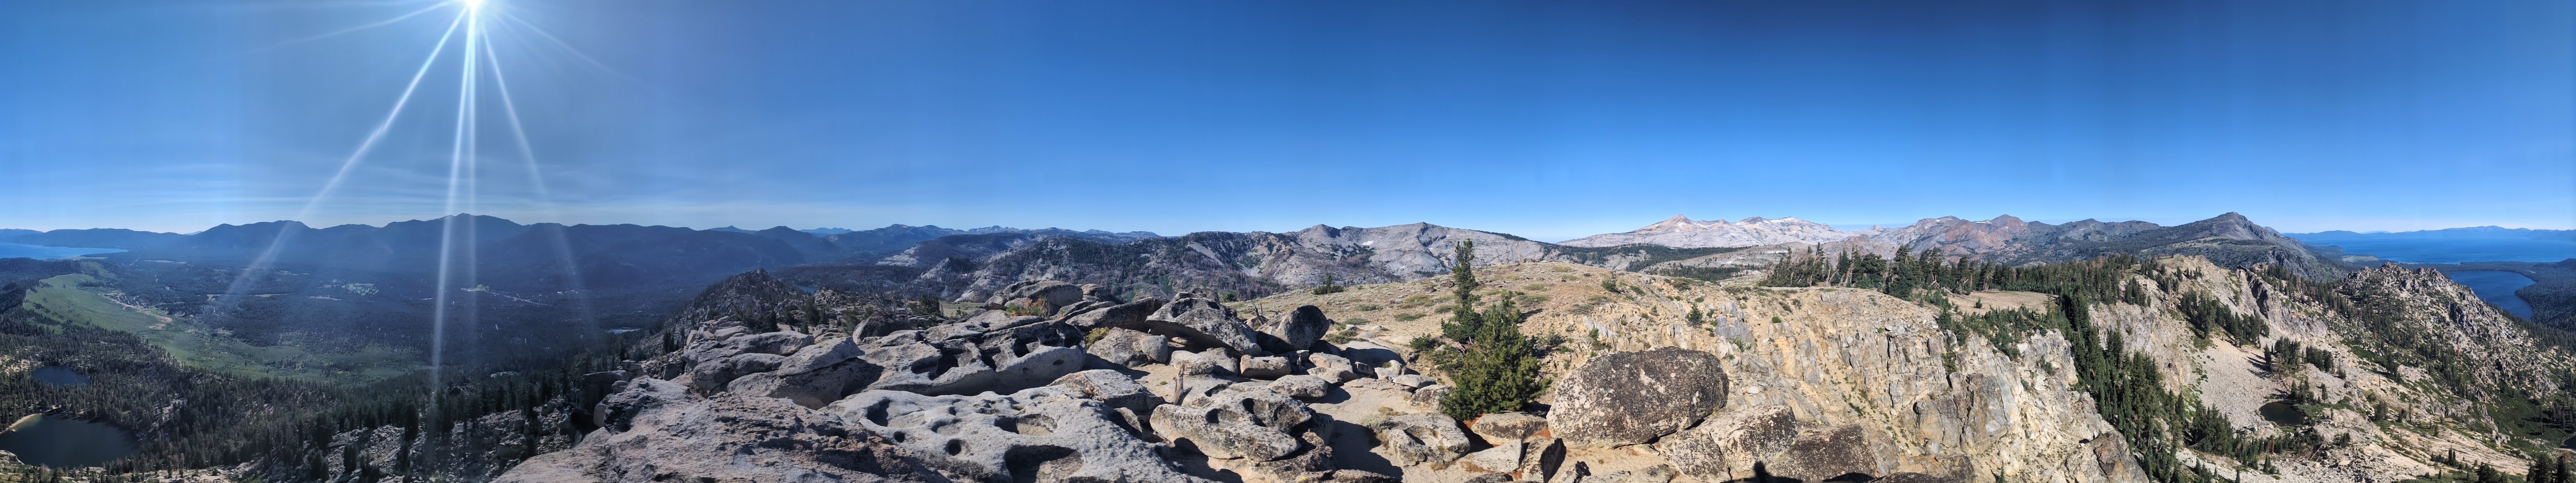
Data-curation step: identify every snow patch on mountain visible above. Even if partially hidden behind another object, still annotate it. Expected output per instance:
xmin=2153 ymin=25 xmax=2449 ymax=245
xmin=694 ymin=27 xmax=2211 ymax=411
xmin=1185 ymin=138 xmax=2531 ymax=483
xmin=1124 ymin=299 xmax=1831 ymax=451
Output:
xmin=1560 ymin=215 xmax=1861 ymax=248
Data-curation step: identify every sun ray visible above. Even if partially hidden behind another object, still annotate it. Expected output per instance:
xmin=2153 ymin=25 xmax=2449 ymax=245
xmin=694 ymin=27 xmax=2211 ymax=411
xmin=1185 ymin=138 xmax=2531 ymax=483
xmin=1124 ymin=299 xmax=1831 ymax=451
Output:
xmin=431 ymin=0 xmax=482 ymax=408
xmin=206 ymin=9 xmax=467 ymax=316
xmin=235 ymin=1 xmax=455 ymax=56
xmin=496 ymin=12 xmax=644 ymax=85
xmin=483 ymin=34 xmax=600 ymax=326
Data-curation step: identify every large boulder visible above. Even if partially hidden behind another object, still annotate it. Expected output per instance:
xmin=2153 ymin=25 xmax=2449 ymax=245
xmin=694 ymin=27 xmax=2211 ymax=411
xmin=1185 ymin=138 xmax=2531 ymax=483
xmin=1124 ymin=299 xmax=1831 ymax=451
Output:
xmin=1044 ymin=369 xmax=1160 ymax=416
xmin=1655 ymin=405 xmax=1800 ymax=482
xmin=1085 ymin=327 xmax=1172 ymax=368
xmin=1241 ymin=356 xmax=1294 ymax=379
xmin=1077 ymin=283 xmax=1118 ymax=303
xmin=1580 ymin=464 xmax=1678 ymax=483
xmin=677 ymin=352 xmax=783 ymax=393
xmin=1265 ymin=374 xmax=1330 ymax=399
xmin=1305 ymin=352 xmax=1364 ymax=383
xmin=725 ymin=337 xmax=878 ymax=408
xmin=1460 ymin=442 xmax=1521 ymax=473
xmin=496 ymin=378 xmax=934 ymax=483
xmin=1468 ymin=412 xmax=1549 ymax=446
xmin=1128 ymin=297 xmax=1268 ymax=355
xmin=1767 ymin=425 xmax=1888 ymax=482
xmin=1171 ymin=350 xmax=1232 ymax=376
xmin=1369 ymin=412 xmax=1475 ymax=464
xmin=826 ymin=384 xmax=1217 ymax=483
xmin=1410 ymin=384 xmax=1452 ymax=407
xmin=1062 ymin=298 xmax=1165 ymax=330
xmin=673 ymin=330 xmax=813 ymax=369
xmin=1150 ymin=386 xmax=1319 ymax=461
xmin=860 ymin=320 xmax=1088 ymax=396
xmin=1548 ymin=347 xmax=1729 ymax=448
xmin=1252 ymin=305 xmax=1331 ymax=354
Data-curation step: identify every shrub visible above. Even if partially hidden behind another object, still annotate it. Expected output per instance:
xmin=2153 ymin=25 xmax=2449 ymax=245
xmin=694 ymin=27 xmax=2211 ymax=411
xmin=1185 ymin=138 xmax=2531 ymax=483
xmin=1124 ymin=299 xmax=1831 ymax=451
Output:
xmin=1324 ymin=329 xmax=1357 ymax=344
xmin=1312 ymin=275 xmax=1347 ymax=295
xmin=1003 ymin=300 xmax=1046 ymax=316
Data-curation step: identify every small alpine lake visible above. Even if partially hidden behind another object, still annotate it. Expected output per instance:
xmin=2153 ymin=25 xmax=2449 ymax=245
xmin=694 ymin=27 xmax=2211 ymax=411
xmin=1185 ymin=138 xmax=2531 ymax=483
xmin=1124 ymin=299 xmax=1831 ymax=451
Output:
xmin=2258 ymin=402 xmax=2307 ymax=426
xmin=0 ymin=413 xmax=137 ymax=468
xmin=32 ymin=366 xmax=89 ymax=386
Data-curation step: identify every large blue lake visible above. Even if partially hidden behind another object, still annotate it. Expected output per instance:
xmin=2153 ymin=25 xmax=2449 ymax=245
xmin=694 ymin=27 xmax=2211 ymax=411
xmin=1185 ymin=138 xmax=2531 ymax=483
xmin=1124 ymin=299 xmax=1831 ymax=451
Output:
xmin=0 ymin=242 xmax=123 ymax=260
xmin=2295 ymin=237 xmax=2576 ymax=264
xmin=2448 ymin=270 xmax=2537 ymax=319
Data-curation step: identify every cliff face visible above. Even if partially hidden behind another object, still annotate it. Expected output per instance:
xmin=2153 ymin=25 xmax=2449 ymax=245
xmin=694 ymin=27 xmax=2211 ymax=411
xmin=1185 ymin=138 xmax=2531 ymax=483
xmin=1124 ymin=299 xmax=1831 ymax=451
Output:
xmin=1247 ymin=258 xmax=2575 ymax=483
xmin=1249 ymin=262 xmax=2146 ymax=482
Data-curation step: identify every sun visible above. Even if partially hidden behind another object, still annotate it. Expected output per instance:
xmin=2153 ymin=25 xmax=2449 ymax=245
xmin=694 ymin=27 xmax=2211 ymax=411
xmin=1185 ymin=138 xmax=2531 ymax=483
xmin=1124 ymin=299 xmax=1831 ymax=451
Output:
xmin=463 ymin=0 xmax=486 ymax=12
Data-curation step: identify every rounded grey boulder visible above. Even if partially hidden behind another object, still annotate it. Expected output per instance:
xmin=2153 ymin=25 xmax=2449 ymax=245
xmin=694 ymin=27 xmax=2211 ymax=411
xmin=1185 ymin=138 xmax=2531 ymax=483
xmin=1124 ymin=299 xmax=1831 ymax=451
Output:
xmin=1547 ymin=347 xmax=1729 ymax=448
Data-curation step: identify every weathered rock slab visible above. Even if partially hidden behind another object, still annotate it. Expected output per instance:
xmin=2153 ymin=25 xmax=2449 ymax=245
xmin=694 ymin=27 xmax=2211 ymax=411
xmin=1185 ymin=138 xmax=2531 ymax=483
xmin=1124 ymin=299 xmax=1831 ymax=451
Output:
xmin=1547 ymin=347 xmax=1729 ymax=448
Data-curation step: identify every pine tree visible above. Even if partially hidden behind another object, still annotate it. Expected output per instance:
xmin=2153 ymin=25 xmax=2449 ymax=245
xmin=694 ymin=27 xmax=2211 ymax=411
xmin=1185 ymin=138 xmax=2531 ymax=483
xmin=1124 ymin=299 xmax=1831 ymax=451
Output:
xmin=1442 ymin=241 xmax=1485 ymax=342
xmin=2554 ymin=453 xmax=2571 ymax=483
xmin=1439 ymin=298 xmax=1546 ymax=421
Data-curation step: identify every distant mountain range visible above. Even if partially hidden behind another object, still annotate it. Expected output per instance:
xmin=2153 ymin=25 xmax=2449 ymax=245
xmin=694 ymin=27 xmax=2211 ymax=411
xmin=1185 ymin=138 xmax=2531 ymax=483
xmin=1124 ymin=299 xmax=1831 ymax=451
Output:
xmin=7 ymin=212 xmax=2480 ymax=301
xmin=1559 ymin=215 xmax=1852 ymax=248
xmin=1557 ymin=212 xmax=2347 ymax=279
xmin=763 ymin=212 xmax=2357 ymax=302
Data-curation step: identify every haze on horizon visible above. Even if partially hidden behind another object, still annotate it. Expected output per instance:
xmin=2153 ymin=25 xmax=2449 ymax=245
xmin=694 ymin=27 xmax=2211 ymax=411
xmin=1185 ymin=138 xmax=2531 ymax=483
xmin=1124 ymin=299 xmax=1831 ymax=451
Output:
xmin=3 ymin=0 xmax=2570 ymax=241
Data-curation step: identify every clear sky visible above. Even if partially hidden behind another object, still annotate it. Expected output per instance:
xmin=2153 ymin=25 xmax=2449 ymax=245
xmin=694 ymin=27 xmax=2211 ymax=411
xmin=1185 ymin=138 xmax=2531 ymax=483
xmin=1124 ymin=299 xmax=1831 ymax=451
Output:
xmin=4 ymin=0 xmax=2570 ymax=241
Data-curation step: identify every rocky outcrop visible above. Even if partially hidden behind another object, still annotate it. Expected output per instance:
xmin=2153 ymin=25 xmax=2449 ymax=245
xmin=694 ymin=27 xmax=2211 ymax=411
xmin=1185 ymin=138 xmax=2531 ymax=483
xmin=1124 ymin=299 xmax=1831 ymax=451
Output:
xmin=1467 ymin=412 xmax=1548 ymax=445
xmin=725 ymin=337 xmax=876 ymax=408
xmin=510 ymin=251 xmax=2576 ymax=483
xmin=1265 ymin=374 xmax=1330 ymax=398
xmin=680 ymin=352 xmax=784 ymax=392
xmin=1135 ymin=297 xmax=1269 ymax=355
xmin=498 ymin=378 xmax=934 ymax=483
xmin=1657 ymin=405 xmax=1800 ymax=481
xmin=857 ymin=319 xmax=1088 ymax=396
xmin=1768 ymin=424 xmax=1889 ymax=482
xmin=1368 ymin=413 xmax=1474 ymax=464
xmin=663 ymin=269 xmax=810 ymax=333
xmin=1151 ymin=386 xmax=1319 ymax=461
xmin=1548 ymin=347 xmax=1730 ymax=448
xmin=1062 ymin=298 xmax=1164 ymax=329
xmin=1042 ymin=369 xmax=1161 ymax=416
xmin=827 ymin=387 xmax=1213 ymax=483
xmin=1083 ymin=327 xmax=1172 ymax=367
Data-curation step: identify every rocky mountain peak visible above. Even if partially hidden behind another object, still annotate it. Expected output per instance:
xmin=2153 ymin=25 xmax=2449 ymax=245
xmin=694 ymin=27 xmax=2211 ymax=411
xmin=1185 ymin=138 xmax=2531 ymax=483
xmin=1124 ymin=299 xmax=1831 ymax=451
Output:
xmin=1561 ymin=215 xmax=1855 ymax=248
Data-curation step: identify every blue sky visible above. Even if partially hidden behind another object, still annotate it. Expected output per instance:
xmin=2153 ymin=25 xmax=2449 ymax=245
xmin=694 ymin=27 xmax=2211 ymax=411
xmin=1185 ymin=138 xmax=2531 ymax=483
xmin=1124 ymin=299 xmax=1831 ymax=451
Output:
xmin=3 ymin=0 xmax=2570 ymax=241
